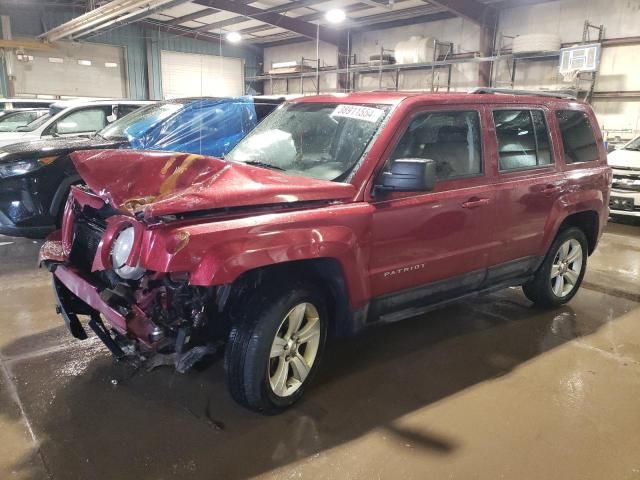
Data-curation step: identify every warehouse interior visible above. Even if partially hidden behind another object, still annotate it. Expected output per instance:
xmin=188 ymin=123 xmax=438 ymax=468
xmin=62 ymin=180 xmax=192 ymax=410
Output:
xmin=0 ymin=0 xmax=639 ymax=479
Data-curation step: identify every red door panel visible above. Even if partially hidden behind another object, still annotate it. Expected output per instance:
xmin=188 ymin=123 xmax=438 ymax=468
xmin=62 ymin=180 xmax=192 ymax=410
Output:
xmin=369 ymin=183 xmax=494 ymax=297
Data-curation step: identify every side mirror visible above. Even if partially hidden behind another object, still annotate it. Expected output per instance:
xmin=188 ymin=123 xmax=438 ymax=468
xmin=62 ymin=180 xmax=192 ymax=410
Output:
xmin=375 ymin=158 xmax=437 ymax=194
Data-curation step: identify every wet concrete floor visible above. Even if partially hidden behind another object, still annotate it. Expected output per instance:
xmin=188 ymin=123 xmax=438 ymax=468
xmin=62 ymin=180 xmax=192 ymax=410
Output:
xmin=0 ymin=221 xmax=639 ymax=479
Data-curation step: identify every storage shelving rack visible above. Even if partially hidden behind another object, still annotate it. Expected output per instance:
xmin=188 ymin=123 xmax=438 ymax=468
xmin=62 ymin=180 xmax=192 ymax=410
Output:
xmin=246 ymin=20 xmax=609 ymax=103
xmin=246 ymin=49 xmax=565 ymax=96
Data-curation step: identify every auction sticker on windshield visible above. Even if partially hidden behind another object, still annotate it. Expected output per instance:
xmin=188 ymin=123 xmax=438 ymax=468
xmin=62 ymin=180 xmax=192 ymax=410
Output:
xmin=331 ymin=104 xmax=384 ymax=123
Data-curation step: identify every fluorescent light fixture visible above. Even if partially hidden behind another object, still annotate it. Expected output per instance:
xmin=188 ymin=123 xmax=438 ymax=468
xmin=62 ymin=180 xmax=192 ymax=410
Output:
xmin=78 ymin=59 xmax=92 ymax=66
xmin=104 ymin=62 xmax=118 ymax=68
xmin=49 ymin=57 xmax=64 ymax=63
xmin=226 ymin=31 xmax=242 ymax=43
xmin=325 ymin=9 xmax=346 ymax=23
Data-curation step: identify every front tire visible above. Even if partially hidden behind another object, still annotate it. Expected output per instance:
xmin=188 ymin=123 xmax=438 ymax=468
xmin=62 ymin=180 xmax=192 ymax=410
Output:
xmin=224 ymin=282 xmax=328 ymax=414
xmin=523 ymin=227 xmax=588 ymax=307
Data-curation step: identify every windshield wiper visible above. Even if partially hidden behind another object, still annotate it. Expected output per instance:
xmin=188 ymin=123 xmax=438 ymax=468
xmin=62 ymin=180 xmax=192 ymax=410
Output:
xmin=242 ymin=160 xmax=285 ymax=171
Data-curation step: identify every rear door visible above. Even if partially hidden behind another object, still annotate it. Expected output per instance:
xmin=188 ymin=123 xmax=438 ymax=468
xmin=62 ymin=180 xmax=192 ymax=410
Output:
xmin=485 ymin=106 xmax=566 ymax=279
xmin=368 ymin=105 xmax=495 ymax=312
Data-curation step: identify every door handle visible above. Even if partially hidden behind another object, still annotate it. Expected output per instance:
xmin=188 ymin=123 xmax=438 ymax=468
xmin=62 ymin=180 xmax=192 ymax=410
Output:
xmin=462 ymin=197 xmax=491 ymax=209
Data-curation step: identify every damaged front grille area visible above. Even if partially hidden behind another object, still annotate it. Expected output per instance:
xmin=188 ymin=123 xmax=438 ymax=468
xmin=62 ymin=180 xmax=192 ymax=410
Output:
xmin=69 ymin=218 xmax=104 ymax=275
xmin=67 ymin=200 xmax=116 ymax=278
xmin=62 ymin=196 xmax=224 ymax=371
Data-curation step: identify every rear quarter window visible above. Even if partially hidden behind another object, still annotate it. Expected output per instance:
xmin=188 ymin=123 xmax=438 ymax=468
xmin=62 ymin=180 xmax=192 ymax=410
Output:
xmin=555 ymin=110 xmax=599 ymax=163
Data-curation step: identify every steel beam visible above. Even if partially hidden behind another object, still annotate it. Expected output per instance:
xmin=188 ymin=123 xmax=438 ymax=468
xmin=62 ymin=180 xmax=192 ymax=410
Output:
xmin=427 ymin=0 xmax=492 ymax=25
xmin=139 ymin=19 xmax=263 ymax=52
xmin=167 ymin=8 xmax=219 ymax=25
xmin=240 ymin=3 xmax=375 ymax=36
xmin=191 ymin=0 xmax=330 ymax=32
xmin=254 ymin=7 xmax=452 ymax=46
xmin=191 ymin=0 xmax=342 ymax=44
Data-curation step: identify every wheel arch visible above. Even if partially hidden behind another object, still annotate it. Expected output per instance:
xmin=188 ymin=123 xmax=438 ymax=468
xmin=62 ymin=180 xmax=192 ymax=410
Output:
xmin=220 ymin=258 xmax=356 ymax=338
xmin=552 ymin=209 xmax=600 ymax=255
xmin=49 ymin=174 xmax=82 ymax=221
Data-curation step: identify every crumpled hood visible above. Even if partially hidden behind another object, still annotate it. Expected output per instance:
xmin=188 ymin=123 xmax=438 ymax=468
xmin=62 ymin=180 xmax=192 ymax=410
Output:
xmin=71 ymin=149 xmax=356 ymax=218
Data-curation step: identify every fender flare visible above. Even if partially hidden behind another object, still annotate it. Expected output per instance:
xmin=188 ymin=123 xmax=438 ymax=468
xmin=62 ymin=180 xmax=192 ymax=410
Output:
xmin=541 ymin=190 xmax=603 ymax=255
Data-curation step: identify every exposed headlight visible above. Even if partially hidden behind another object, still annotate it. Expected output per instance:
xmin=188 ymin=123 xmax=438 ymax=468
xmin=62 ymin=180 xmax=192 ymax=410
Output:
xmin=111 ymin=227 xmax=145 ymax=280
xmin=0 ymin=159 xmax=40 ymax=178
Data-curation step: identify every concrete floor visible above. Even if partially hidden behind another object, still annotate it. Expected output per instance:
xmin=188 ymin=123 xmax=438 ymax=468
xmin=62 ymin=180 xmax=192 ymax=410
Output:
xmin=1 ymin=222 xmax=639 ymax=480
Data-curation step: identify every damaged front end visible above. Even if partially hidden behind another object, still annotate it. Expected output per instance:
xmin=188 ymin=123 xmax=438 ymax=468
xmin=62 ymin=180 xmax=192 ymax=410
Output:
xmin=41 ymin=186 xmax=226 ymax=372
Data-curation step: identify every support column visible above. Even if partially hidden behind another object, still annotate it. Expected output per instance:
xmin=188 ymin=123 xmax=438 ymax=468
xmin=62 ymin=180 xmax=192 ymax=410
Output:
xmin=478 ymin=9 xmax=497 ymax=87
xmin=337 ymin=31 xmax=350 ymax=92
xmin=1 ymin=16 xmax=16 ymax=96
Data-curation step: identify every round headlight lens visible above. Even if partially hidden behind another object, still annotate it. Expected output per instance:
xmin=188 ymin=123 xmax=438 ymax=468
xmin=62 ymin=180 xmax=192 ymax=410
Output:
xmin=111 ymin=227 xmax=144 ymax=280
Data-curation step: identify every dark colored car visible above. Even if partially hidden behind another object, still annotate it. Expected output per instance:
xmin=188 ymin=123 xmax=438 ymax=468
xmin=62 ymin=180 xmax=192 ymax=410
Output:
xmin=40 ymin=90 xmax=611 ymax=413
xmin=0 ymin=96 xmax=283 ymax=238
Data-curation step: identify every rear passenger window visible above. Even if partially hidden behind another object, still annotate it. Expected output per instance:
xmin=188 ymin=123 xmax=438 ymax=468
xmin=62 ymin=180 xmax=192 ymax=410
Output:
xmin=555 ymin=110 xmax=599 ymax=163
xmin=390 ymin=111 xmax=482 ymax=180
xmin=493 ymin=110 xmax=552 ymax=171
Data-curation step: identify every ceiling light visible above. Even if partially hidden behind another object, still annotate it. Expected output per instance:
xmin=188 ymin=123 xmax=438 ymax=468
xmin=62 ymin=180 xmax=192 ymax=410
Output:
xmin=226 ymin=31 xmax=242 ymax=43
xmin=325 ymin=9 xmax=346 ymax=24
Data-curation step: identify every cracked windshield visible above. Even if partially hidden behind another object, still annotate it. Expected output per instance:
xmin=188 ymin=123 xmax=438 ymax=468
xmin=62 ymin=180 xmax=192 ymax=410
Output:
xmin=227 ymin=102 xmax=390 ymax=181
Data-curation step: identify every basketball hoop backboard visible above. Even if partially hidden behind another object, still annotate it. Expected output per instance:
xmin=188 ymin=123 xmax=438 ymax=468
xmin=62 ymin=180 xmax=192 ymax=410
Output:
xmin=559 ymin=43 xmax=601 ymax=76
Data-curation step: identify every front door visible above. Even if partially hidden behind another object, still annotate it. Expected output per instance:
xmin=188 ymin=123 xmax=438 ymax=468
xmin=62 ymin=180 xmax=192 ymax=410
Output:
xmin=368 ymin=107 xmax=495 ymax=317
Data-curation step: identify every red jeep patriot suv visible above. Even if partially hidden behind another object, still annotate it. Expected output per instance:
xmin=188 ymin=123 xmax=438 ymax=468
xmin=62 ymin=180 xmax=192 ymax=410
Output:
xmin=41 ymin=90 xmax=611 ymax=413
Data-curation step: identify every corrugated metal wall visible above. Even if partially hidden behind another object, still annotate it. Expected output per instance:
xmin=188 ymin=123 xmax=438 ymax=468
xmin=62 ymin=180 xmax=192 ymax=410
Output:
xmin=0 ymin=5 xmax=261 ymax=100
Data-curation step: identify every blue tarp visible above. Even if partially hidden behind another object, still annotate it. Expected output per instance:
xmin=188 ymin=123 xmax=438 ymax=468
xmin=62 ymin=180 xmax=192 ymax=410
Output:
xmin=126 ymin=97 xmax=257 ymax=157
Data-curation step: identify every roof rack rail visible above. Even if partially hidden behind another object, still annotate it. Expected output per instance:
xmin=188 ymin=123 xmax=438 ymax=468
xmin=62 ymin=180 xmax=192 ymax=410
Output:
xmin=469 ymin=87 xmax=577 ymax=100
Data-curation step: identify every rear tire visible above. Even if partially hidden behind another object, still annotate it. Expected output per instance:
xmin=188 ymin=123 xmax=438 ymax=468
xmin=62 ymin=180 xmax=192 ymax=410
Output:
xmin=523 ymin=227 xmax=588 ymax=308
xmin=224 ymin=281 xmax=328 ymax=414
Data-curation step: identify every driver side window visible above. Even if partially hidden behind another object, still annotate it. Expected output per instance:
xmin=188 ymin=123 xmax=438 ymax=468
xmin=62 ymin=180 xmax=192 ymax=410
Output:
xmin=390 ymin=110 xmax=482 ymax=181
xmin=49 ymin=107 xmax=108 ymax=135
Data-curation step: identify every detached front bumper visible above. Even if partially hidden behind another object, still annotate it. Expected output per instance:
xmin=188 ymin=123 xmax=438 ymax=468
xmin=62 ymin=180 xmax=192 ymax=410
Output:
xmin=42 ymin=235 xmax=158 ymax=347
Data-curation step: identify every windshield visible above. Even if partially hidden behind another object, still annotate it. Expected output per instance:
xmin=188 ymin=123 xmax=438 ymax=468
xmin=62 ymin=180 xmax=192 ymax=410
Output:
xmin=17 ymin=113 xmax=51 ymax=132
xmin=99 ymin=102 xmax=183 ymax=140
xmin=623 ymin=136 xmax=640 ymax=151
xmin=0 ymin=111 xmax=44 ymax=132
xmin=226 ymin=102 xmax=390 ymax=181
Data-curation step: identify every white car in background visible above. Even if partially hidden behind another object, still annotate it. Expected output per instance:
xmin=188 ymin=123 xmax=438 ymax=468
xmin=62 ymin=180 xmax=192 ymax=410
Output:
xmin=608 ymin=136 xmax=640 ymax=218
xmin=0 ymin=98 xmax=55 ymax=110
xmin=0 ymin=99 xmax=154 ymax=148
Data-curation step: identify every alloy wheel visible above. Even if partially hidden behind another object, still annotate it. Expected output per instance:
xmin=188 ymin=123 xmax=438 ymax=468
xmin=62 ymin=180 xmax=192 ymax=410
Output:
xmin=268 ymin=302 xmax=321 ymax=397
xmin=550 ymin=238 xmax=583 ymax=297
